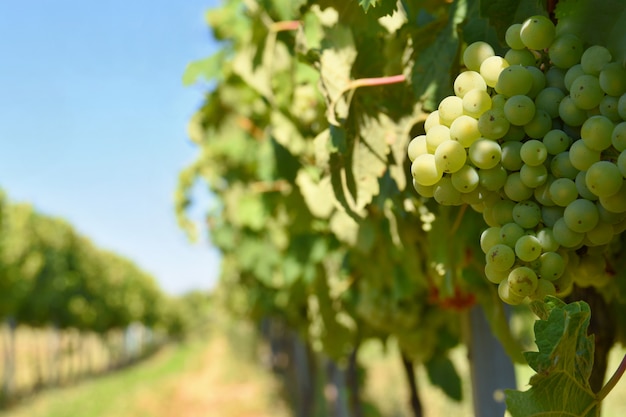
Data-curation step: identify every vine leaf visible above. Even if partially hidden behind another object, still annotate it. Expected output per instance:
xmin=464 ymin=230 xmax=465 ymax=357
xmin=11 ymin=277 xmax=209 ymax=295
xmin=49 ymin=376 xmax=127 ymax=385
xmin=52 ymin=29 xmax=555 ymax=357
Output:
xmin=505 ymin=297 xmax=599 ymax=417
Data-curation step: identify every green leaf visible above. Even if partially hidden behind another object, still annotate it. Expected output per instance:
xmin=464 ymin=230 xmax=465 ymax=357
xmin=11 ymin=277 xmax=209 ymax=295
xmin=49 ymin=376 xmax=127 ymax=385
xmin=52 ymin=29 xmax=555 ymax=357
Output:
xmin=182 ymin=51 xmax=226 ymax=86
xmin=555 ymin=0 xmax=626 ymax=64
xmin=505 ymin=297 xmax=599 ymax=417
xmin=425 ymin=355 xmax=463 ymax=401
xmin=357 ymin=0 xmax=399 ymax=16
xmin=480 ymin=0 xmax=547 ymax=42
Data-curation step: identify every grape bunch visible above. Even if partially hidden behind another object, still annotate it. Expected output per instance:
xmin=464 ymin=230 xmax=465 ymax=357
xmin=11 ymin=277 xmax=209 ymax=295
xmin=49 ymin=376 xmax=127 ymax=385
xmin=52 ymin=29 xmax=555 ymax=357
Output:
xmin=408 ymin=15 xmax=626 ymax=305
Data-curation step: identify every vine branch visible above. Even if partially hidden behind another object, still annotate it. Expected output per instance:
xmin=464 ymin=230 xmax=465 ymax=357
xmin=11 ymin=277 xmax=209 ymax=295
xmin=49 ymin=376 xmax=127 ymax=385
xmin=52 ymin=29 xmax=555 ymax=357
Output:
xmin=597 ymin=353 xmax=626 ymax=401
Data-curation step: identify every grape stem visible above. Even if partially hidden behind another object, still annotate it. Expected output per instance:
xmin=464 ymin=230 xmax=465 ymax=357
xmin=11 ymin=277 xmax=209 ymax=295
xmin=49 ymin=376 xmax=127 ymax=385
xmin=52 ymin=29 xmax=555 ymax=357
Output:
xmin=270 ymin=20 xmax=300 ymax=32
xmin=597 ymin=353 xmax=626 ymax=401
xmin=328 ymin=75 xmax=406 ymax=126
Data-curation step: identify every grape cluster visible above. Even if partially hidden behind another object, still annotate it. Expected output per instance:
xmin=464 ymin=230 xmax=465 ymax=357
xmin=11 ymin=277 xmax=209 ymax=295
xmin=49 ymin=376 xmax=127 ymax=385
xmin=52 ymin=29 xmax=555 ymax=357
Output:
xmin=408 ymin=15 xmax=626 ymax=305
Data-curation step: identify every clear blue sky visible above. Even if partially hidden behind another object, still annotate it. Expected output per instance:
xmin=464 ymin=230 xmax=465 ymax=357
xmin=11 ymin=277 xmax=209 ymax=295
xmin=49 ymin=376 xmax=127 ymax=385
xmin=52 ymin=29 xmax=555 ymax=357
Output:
xmin=0 ymin=0 xmax=222 ymax=295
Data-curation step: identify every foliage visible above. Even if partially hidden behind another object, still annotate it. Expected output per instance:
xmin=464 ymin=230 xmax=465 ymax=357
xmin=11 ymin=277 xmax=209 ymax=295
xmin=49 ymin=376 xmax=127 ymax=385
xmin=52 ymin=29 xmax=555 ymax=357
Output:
xmin=179 ymin=0 xmax=626 ymax=413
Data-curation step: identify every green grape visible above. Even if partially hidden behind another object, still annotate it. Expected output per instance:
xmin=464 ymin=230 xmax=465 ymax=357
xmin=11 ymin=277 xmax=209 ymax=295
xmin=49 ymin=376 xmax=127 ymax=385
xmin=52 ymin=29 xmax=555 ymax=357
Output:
xmin=495 ymin=66 xmax=533 ymax=97
xmin=491 ymin=94 xmax=507 ymax=109
xmin=542 ymin=205 xmax=565 ymax=227
xmin=526 ymin=66 xmax=547 ymax=98
xmin=498 ymin=279 xmax=526 ymax=305
xmin=490 ymin=199 xmax=516 ymax=225
xmin=575 ymin=171 xmax=598 ymax=201
xmin=515 ymin=235 xmax=542 ymax=262
xmin=562 ymin=123 xmax=581 ymax=140
xmin=407 ymin=135 xmax=428 ymax=162
xmin=581 ymin=115 xmax=614 ymax=151
xmin=599 ymin=96 xmax=620 ymax=122
xmin=485 ymin=263 xmax=509 ymax=284
xmin=564 ymin=64 xmax=585 ymax=91
xmin=520 ymin=15 xmax=555 ymax=50
xmin=433 ymin=177 xmax=463 ymax=206
xmin=451 ymin=164 xmax=480 ymax=192
xmin=534 ymin=179 xmax=555 ymax=207
xmin=463 ymin=88 xmax=492 ymax=118
xmin=504 ymin=95 xmax=536 ymax=126
xmin=479 ymin=165 xmax=507 ymax=191
xmin=600 ymin=181 xmax=626 ymax=213
xmin=504 ymin=172 xmax=534 ymax=201
xmin=454 ymin=70 xmax=487 ymax=97
xmin=463 ymin=41 xmax=496 ymax=72
xmin=586 ymin=221 xmax=614 ymax=246
xmin=531 ymin=279 xmax=557 ymax=300
xmin=504 ymin=48 xmax=537 ymax=67
xmin=546 ymin=66 xmax=567 ymax=92
xmin=438 ymin=95 xmax=464 ymax=126
xmin=563 ymin=198 xmax=599 ymax=233
xmin=550 ymin=151 xmax=579 ymax=179
xmin=553 ymin=217 xmax=585 ymax=248
xmin=549 ymin=177 xmax=578 ymax=207
xmin=480 ymin=56 xmax=510 ymax=87
xmin=538 ymin=251 xmax=566 ymax=281
xmin=478 ymin=108 xmax=510 ymax=139
xmin=570 ymin=74 xmax=604 ymax=110
xmin=425 ymin=110 xmax=440 ymax=132
xmin=412 ymin=154 xmax=442 ymax=186
xmin=520 ymin=140 xmax=548 ymax=166
xmin=501 ymin=124 xmax=526 ymax=142
xmin=536 ymin=227 xmax=560 ymax=252
xmin=512 ymin=200 xmax=541 ymax=228
xmin=412 ymin=179 xmax=434 ymax=198
xmin=520 ymin=163 xmax=548 ymax=188
xmin=618 ymin=150 xmax=626 ymax=177
xmin=611 ymin=122 xmax=626 ymax=151
xmin=500 ymin=222 xmax=525 ymax=248
xmin=599 ymin=62 xmax=626 ymax=96
xmin=552 ymin=267 xmax=574 ymax=296
xmin=426 ymin=124 xmax=451 ymax=152
xmin=543 ymin=129 xmax=571 ymax=155
xmin=597 ymin=200 xmax=626 ymax=223
xmin=586 ymin=161 xmax=623 ymax=197
xmin=480 ymin=226 xmax=503 ymax=252
xmin=505 ymin=23 xmax=525 ymax=49
xmin=501 ymin=141 xmax=524 ymax=171
xmin=486 ymin=243 xmax=516 ymax=271
xmin=524 ymin=110 xmax=552 ymax=139
xmin=569 ymin=140 xmax=600 ymax=171
xmin=559 ymin=95 xmax=587 ymax=126
xmin=507 ymin=266 xmax=539 ymax=297
xmin=619 ymin=94 xmax=626 ymax=120
xmin=549 ymin=33 xmax=583 ymax=69
xmin=468 ymin=139 xmax=501 ymax=169
xmin=449 ymin=115 xmax=481 ymax=147
xmin=581 ymin=45 xmax=612 ymax=76
xmin=535 ymin=87 xmax=565 ymax=119
xmin=434 ymin=140 xmax=466 ymax=173
xmin=575 ymin=253 xmax=609 ymax=287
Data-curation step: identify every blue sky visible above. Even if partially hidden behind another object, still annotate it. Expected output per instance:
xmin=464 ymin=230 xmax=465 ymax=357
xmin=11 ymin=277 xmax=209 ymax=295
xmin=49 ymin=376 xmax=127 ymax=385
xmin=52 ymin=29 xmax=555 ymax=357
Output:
xmin=0 ymin=0 xmax=222 ymax=295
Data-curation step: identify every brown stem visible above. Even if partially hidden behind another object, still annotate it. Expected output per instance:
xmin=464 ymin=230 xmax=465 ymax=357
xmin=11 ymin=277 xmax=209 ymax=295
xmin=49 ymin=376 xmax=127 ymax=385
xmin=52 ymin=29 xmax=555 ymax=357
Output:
xmin=401 ymin=352 xmax=423 ymax=417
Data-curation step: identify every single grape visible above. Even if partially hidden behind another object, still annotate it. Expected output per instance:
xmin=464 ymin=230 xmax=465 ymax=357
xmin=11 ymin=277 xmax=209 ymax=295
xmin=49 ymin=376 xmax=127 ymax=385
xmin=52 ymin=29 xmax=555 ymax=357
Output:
xmin=520 ymin=140 xmax=548 ymax=166
xmin=538 ymin=251 xmax=566 ymax=280
xmin=479 ymin=165 xmax=508 ymax=191
xmin=551 ymin=151 xmax=579 ymax=179
xmin=611 ymin=122 xmax=626 ymax=151
xmin=438 ymin=95 xmax=464 ymax=126
xmin=564 ymin=64 xmax=585 ymax=91
xmin=512 ymin=200 xmax=541 ymax=228
xmin=580 ymin=45 xmax=612 ymax=76
xmin=426 ymin=124 xmax=451 ymax=152
xmin=425 ymin=110 xmax=440 ymax=132
xmin=599 ymin=181 xmax=626 ymax=213
xmin=536 ymin=227 xmax=560 ymax=252
xmin=412 ymin=179 xmax=435 ymax=198
xmin=491 ymin=199 xmax=516 ymax=225
xmin=412 ymin=154 xmax=442 ymax=186
xmin=478 ymin=108 xmax=510 ymax=139
xmin=434 ymin=140 xmax=467 ymax=173
xmin=524 ymin=110 xmax=552 ymax=139
xmin=526 ymin=66 xmax=547 ymax=98
xmin=486 ymin=263 xmax=509 ymax=284
xmin=500 ymin=222 xmax=525 ymax=248
xmin=454 ymin=70 xmax=487 ymax=97
xmin=559 ymin=95 xmax=587 ymax=126
xmin=543 ymin=129 xmax=571 ymax=155
xmin=433 ymin=177 xmax=463 ymax=206
xmin=480 ymin=226 xmax=503 ymax=252
xmin=546 ymin=66 xmax=567 ymax=92
xmin=449 ymin=115 xmax=481 ymax=147
xmin=504 ymin=172 xmax=534 ymax=201
xmin=570 ymin=74 xmax=604 ymax=110
xmin=599 ymin=96 xmax=621 ymax=122
xmin=463 ymin=41 xmax=496 ymax=72
xmin=542 ymin=205 xmax=565 ymax=227
xmin=515 ymin=235 xmax=542 ymax=262
xmin=563 ymin=198 xmax=599 ymax=233
xmin=586 ymin=161 xmax=623 ymax=197
xmin=569 ymin=140 xmax=600 ymax=171
xmin=520 ymin=15 xmax=555 ymax=51
xmin=408 ymin=135 xmax=428 ymax=162
xmin=486 ymin=244 xmax=516 ymax=271
xmin=480 ymin=56 xmax=510 ymax=88
xmin=586 ymin=221 xmax=614 ymax=246
xmin=581 ymin=115 xmax=614 ymax=151
xmin=535 ymin=87 xmax=565 ymax=119
xmin=507 ymin=266 xmax=538 ymax=297
xmin=451 ymin=165 xmax=480 ymax=192
xmin=531 ymin=279 xmax=557 ymax=300
xmin=504 ymin=48 xmax=537 ymax=66
xmin=505 ymin=23 xmax=525 ymax=49
xmin=520 ymin=163 xmax=549 ymax=188
xmin=498 ymin=279 xmax=526 ymax=305
xmin=549 ymin=33 xmax=583 ymax=69
xmin=468 ymin=139 xmax=501 ymax=169
xmin=495 ymin=66 xmax=533 ymax=97
xmin=599 ymin=62 xmax=626 ymax=96
xmin=501 ymin=141 xmax=524 ymax=171
xmin=463 ymin=88 xmax=492 ymax=118
xmin=549 ymin=178 xmax=578 ymax=207
xmin=504 ymin=95 xmax=536 ymax=126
